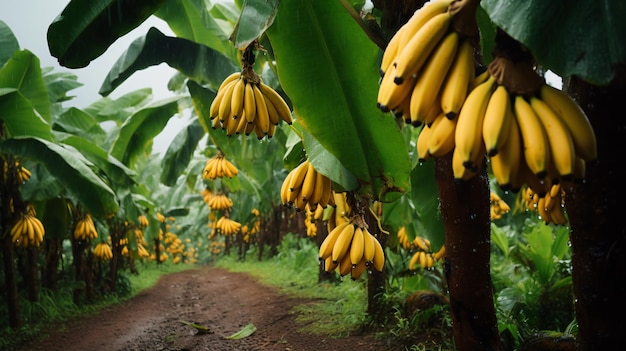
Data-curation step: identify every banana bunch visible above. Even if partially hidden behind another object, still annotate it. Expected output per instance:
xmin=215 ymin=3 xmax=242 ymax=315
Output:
xmin=16 ymin=163 xmax=32 ymax=183
xmin=215 ymin=216 xmax=241 ymax=235
xmin=490 ymin=192 xmax=510 ymax=220
xmin=93 ymin=242 xmax=113 ymax=260
xmin=203 ymin=154 xmax=238 ymax=180
xmin=209 ymin=71 xmax=293 ymax=139
xmin=208 ymin=193 xmax=233 ymax=211
xmin=280 ymin=159 xmax=333 ymax=212
xmin=304 ymin=208 xmax=318 ymax=237
xmin=451 ymin=65 xmax=596 ymax=193
xmin=326 ymin=192 xmax=348 ymax=233
xmin=522 ymin=183 xmax=567 ymax=225
xmin=319 ymin=217 xmax=385 ymax=280
xmin=201 ymin=188 xmax=213 ymax=204
xmin=377 ymin=0 xmax=478 ymax=126
xmin=408 ymin=242 xmax=446 ymax=270
xmin=138 ymin=215 xmax=149 ymax=228
xmin=74 ymin=213 xmax=98 ymax=240
xmin=397 ymin=226 xmax=412 ymax=250
xmin=10 ymin=213 xmax=45 ymax=248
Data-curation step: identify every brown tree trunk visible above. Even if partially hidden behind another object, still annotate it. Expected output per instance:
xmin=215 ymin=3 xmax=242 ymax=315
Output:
xmin=565 ymin=67 xmax=626 ymax=350
xmin=366 ymin=208 xmax=390 ymax=326
xmin=27 ymin=246 xmax=39 ymax=302
xmin=435 ymin=154 xmax=502 ymax=351
xmin=43 ymin=238 xmax=62 ymax=290
xmin=1 ymin=234 xmax=20 ymax=328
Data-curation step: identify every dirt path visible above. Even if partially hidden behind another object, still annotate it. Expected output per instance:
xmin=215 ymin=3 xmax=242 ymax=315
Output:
xmin=21 ymin=265 xmax=387 ymax=351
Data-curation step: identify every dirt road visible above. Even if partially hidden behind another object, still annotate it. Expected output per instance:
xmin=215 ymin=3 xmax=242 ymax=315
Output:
xmin=20 ymin=265 xmax=387 ymax=351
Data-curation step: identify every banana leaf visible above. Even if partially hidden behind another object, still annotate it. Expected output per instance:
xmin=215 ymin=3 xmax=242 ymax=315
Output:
xmin=231 ymin=0 xmax=279 ymax=50
xmin=0 ymin=20 xmax=20 ymax=67
xmin=481 ymin=0 xmax=626 ymax=85
xmin=47 ymin=0 xmax=166 ymax=68
xmin=266 ymin=0 xmax=410 ymax=203
xmin=0 ymin=137 xmax=119 ymax=217
xmin=160 ymin=117 xmax=205 ymax=186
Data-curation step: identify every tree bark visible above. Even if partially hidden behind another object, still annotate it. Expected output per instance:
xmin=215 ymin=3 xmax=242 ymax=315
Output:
xmin=565 ymin=67 xmax=626 ymax=350
xmin=27 ymin=246 xmax=39 ymax=302
xmin=366 ymin=208 xmax=390 ymax=326
xmin=435 ymin=154 xmax=502 ymax=351
xmin=43 ymin=238 xmax=62 ymax=290
xmin=1 ymin=234 xmax=20 ymax=328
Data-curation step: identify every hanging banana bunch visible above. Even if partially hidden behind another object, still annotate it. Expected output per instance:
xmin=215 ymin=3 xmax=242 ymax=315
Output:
xmin=93 ymin=242 xmax=113 ymax=260
xmin=203 ymin=153 xmax=238 ymax=180
xmin=10 ymin=212 xmax=45 ymax=248
xmin=209 ymin=43 xmax=293 ymax=139
xmin=74 ymin=213 xmax=99 ymax=240
xmin=280 ymin=159 xmax=334 ymax=212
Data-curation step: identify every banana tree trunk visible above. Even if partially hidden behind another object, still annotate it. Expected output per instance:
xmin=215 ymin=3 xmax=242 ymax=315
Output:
xmin=1 ymin=234 xmax=20 ymax=328
xmin=435 ymin=154 xmax=502 ymax=351
xmin=565 ymin=70 xmax=626 ymax=350
xmin=27 ymin=246 xmax=38 ymax=301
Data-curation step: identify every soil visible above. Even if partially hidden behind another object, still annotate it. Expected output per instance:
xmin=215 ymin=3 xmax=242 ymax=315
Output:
xmin=20 ymin=265 xmax=389 ymax=351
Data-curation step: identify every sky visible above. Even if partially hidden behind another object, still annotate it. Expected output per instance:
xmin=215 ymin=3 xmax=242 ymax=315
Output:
xmin=0 ymin=0 xmax=190 ymax=155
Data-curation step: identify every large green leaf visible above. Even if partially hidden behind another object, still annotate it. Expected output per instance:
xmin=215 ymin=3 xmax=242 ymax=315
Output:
xmin=54 ymin=107 xmax=107 ymax=142
xmin=0 ymin=20 xmax=19 ymax=67
xmin=0 ymin=137 xmax=119 ymax=217
xmin=160 ymin=117 xmax=205 ymax=186
xmin=154 ymin=0 xmax=237 ymax=62
xmin=481 ymin=0 xmax=626 ymax=85
xmin=100 ymin=27 xmax=238 ymax=96
xmin=40 ymin=197 xmax=70 ymax=240
xmin=110 ymin=96 xmax=181 ymax=167
xmin=266 ymin=0 xmax=410 ymax=202
xmin=47 ymin=0 xmax=166 ymax=68
xmin=187 ymin=79 xmax=218 ymax=133
xmin=0 ymin=89 xmax=52 ymax=141
xmin=0 ymin=50 xmax=51 ymax=123
xmin=231 ymin=0 xmax=279 ymax=49
xmin=84 ymin=88 xmax=153 ymax=124
xmin=43 ymin=69 xmax=83 ymax=104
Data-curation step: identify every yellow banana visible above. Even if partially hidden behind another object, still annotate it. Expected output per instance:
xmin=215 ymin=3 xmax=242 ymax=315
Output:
xmin=252 ymin=84 xmax=270 ymax=135
xmin=243 ymin=82 xmax=257 ymax=124
xmin=489 ymin=112 xmax=521 ymax=191
xmin=416 ymin=124 xmax=433 ymax=163
xmin=310 ymin=168 xmax=326 ymax=207
xmin=225 ymin=110 xmax=239 ymax=136
xmin=280 ymin=170 xmax=293 ymax=205
xmin=338 ymin=249 xmax=353 ymax=276
xmin=363 ymin=230 xmax=376 ymax=262
xmin=470 ymin=69 xmax=489 ymax=91
xmin=351 ymin=257 xmax=368 ymax=280
xmin=413 ymin=236 xmax=430 ymax=252
xmin=377 ymin=64 xmax=416 ymax=113
xmin=31 ymin=216 xmax=45 ymax=246
xmin=482 ymin=84 xmax=513 ymax=156
xmin=223 ymin=158 xmax=238 ymax=178
xmin=427 ymin=112 xmax=457 ymax=158
xmin=370 ymin=231 xmax=385 ymax=271
xmin=317 ymin=175 xmax=333 ymax=209
xmin=433 ymin=245 xmax=446 ymax=261
xmin=230 ymin=77 xmax=245 ymax=120
xmin=300 ymin=162 xmax=318 ymax=203
xmin=409 ymin=31 xmax=459 ymax=123
xmin=539 ymin=84 xmax=597 ymax=162
xmin=396 ymin=0 xmax=454 ymax=57
xmin=217 ymin=80 xmax=237 ymax=123
xmin=210 ymin=73 xmax=240 ymax=119
xmin=350 ymin=226 xmax=365 ymax=266
xmin=454 ymin=75 xmax=496 ymax=170
xmin=319 ymin=221 xmax=350 ymax=260
xmin=409 ymin=251 xmax=421 ymax=270
xmin=288 ymin=161 xmax=310 ymax=194
xmin=258 ymin=82 xmax=293 ymax=125
xmin=530 ymin=96 xmax=576 ymax=180
xmin=419 ymin=250 xmax=428 ymax=268
xmin=332 ymin=222 xmax=356 ymax=264
xmin=393 ymin=12 xmax=452 ymax=85
xmin=263 ymin=93 xmax=280 ymax=126
xmin=440 ymin=38 xmax=474 ymax=119
xmin=25 ymin=215 xmax=35 ymax=244
xmin=513 ymin=95 xmax=549 ymax=179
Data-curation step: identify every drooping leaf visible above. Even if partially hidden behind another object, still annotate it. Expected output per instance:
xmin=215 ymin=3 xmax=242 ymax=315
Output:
xmin=84 ymin=88 xmax=154 ymax=124
xmin=110 ymin=96 xmax=181 ymax=167
xmin=100 ymin=27 xmax=239 ymax=96
xmin=231 ymin=0 xmax=280 ymax=50
xmin=47 ymin=0 xmax=166 ymax=68
xmin=154 ymin=0 xmax=237 ymax=62
xmin=54 ymin=107 xmax=107 ymax=142
xmin=187 ymin=79 xmax=217 ymax=133
xmin=160 ymin=117 xmax=205 ymax=186
xmin=266 ymin=0 xmax=410 ymax=202
xmin=43 ymin=70 xmax=83 ymax=103
xmin=0 ymin=20 xmax=20 ymax=67
xmin=0 ymin=50 xmax=51 ymax=123
xmin=0 ymin=137 xmax=119 ymax=217
xmin=481 ymin=0 xmax=626 ymax=85
xmin=0 ymin=89 xmax=52 ymax=141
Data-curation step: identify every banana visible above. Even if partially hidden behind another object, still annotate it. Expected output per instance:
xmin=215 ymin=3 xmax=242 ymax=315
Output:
xmin=433 ymin=245 xmax=446 ymax=261
xmin=332 ymin=222 xmax=356 ymax=264
xmin=210 ymin=73 xmax=240 ymax=119
xmin=25 ymin=215 xmax=35 ymax=244
xmin=300 ymin=162 xmax=317 ymax=203
xmin=396 ymin=0 xmax=454 ymax=58
xmin=230 ymin=77 xmax=245 ymax=120
xmin=370 ymin=231 xmax=385 ymax=271
xmin=513 ymin=95 xmax=549 ymax=179
xmin=263 ymin=93 xmax=280 ymax=126
xmin=409 ymin=251 xmax=421 ymax=270
xmin=440 ymin=38 xmax=474 ymax=120
xmin=258 ymin=82 xmax=293 ymax=125
xmin=223 ymin=158 xmax=238 ymax=178
xmin=31 ymin=216 xmax=45 ymax=246
xmin=539 ymin=84 xmax=597 ymax=162
xmin=317 ymin=175 xmax=333 ymax=209
xmin=416 ymin=124 xmax=433 ymax=163
xmin=234 ymin=110 xmax=249 ymax=135
xmin=252 ymin=84 xmax=270 ymax=135
xmin=482 ymin=84 xmax=513 ymax=156
xmin=413 ymin=236 xmax=430 ymax=252
xmin=338 ymin=249 xmax=353 ymax=276
xmin=243 ymin=82 xmax=257 ymax=124
xmin=530 ymin=96 xmax=576 ymax=180
xmin=427 ymin=112 xmax=457 ymax=158
xmin=309 ymin=168 xmax=325 ymax=207
xmin=377 ymin=64 xmax=416 ymax=113
xmin=454 ymin=75 xmax=496 ymax=170
xmin=363 ymin=230 xmax=376 ymax=262
xmin=470 ymin=69 xmax=489 ymax=90
xmin=225 ymin=110 xmax=239 ymax=136
xmin=351 ymin=256 xmax=368 ymax=280
xmin=393 ymin=12 xmax=452 ymax=85
xmin=419 ymin=250 xmax=428 ymax=268
xmin=350 ymin=226 xmax=365 ymax=266
xmin=288 ymin=161 xmax=310 ymax=194
xmin=409 ymin=31 xmax=459 ymax=124
xmin=319 ymin=221 xmax=350 ymax=260
xmin=489 ymin=113 xmax=521 ymax=191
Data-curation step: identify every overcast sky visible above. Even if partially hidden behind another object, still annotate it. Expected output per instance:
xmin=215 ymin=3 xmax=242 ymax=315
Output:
xmin=0 ymin=0 xmax=191 ymax=154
